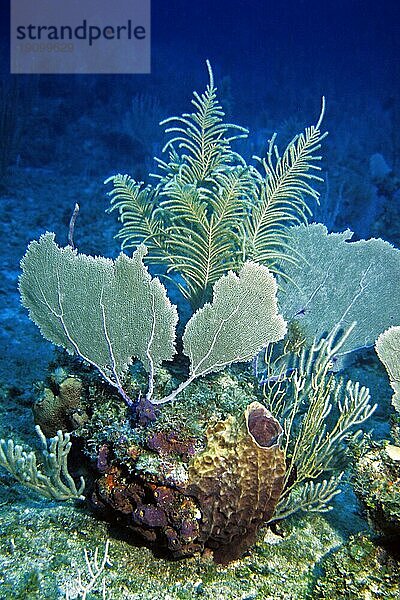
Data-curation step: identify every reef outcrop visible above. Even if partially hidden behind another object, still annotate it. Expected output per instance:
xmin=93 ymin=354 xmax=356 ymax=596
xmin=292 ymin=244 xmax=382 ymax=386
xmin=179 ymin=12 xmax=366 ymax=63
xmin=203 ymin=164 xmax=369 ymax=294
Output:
xmin=89 ymin=401 xmax=285 ymax=562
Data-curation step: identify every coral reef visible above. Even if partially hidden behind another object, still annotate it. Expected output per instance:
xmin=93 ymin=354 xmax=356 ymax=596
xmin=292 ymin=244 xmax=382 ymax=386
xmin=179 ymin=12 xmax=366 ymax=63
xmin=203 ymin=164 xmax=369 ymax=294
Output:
xmin=91 ymin=464 xmax=203 ymax=559
xmin=2 ymin=62 xmax=399 ymax=571
xmin=348 ymin=328 xmax=400 ymax=545
xmin=81 ymin=400 xmax=286 ymax=563
xmin=0 ymin=492 xmax=358 ymax=600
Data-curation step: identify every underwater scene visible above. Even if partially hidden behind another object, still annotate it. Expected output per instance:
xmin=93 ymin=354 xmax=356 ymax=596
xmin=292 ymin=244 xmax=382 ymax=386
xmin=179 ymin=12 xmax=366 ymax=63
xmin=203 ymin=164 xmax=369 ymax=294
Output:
xmin=1 ymin=0 xmax=400 ymax=598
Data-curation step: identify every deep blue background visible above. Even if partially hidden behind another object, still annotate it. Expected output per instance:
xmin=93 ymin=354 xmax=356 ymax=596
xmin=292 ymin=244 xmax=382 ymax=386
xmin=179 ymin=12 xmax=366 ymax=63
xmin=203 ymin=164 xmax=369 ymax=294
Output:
xmin=2 ymin=1 xmax=399 ymax=103
xmin=1 ymin=0 xmax=400 ymax=257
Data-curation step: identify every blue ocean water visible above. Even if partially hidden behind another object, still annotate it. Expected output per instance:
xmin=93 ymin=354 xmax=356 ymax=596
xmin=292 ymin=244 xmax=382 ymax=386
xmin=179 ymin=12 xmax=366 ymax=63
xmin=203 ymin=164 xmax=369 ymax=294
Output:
xmin=0 ymin=0 xmax=397 ymax=384
xmin=0 ymin=1 xmax=399 ymax=597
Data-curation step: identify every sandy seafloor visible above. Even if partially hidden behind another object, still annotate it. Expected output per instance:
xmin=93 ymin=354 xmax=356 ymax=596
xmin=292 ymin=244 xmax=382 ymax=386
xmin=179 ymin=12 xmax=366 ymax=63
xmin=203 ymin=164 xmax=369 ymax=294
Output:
xmin=1 ymin=1 xmax=400 ymax=598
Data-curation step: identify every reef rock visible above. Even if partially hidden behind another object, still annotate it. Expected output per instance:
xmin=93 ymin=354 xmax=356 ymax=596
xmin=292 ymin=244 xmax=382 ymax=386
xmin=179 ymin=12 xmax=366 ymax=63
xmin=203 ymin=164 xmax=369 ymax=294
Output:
xmin=91 ymin=464 xmax=203 ymax=558
xmin=89 ymin=401 xmax=285 ymax=563
xmin=187 ymin=401 xmax=286 ymax=563
xmin=353 ymin=442 xmax=400 ymax=542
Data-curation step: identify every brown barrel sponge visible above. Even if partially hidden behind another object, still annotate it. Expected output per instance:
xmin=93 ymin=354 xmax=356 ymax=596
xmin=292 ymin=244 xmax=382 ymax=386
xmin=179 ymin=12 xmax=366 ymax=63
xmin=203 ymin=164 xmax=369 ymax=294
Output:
xmin=187 ymin=401 xmax=286 ymax=564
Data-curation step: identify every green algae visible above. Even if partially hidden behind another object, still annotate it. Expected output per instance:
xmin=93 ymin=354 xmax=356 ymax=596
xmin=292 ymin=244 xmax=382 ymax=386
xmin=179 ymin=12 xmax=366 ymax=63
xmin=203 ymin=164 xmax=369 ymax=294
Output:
xmin=0 ymin=491 xmax=348 ymax=600
xmin=314 ymin=534 xmax=400 ymax=599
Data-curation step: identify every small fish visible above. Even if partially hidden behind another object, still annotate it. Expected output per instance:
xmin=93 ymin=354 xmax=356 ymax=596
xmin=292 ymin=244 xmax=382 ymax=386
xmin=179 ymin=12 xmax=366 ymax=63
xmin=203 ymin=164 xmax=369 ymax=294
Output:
xmin=258 ymin=367 xmax=296 ymax=385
